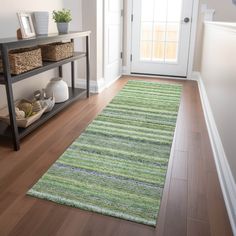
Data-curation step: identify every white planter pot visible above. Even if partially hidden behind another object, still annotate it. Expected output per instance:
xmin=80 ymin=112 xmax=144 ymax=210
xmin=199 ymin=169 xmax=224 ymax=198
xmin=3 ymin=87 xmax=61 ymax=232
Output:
xmin=33 ymin=11 xmax=49 ymax=35
xmin=57 ymin=23 xmax=69 ymax=34
xmin=45 ymin=78 xmax=69 ymax=103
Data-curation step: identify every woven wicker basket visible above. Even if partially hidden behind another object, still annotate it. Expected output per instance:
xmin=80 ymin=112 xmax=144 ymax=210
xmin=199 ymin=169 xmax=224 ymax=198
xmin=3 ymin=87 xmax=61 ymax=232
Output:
xmin=0 ymin=47 xmax=42 ymax=75
xmin=40 ymin=42 xmax=74 ymax=61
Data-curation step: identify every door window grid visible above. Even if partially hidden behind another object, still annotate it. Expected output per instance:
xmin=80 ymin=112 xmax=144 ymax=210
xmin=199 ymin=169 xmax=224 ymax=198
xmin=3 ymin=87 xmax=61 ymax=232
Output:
xmin=140 ymin=0 xmax=182 ymax=63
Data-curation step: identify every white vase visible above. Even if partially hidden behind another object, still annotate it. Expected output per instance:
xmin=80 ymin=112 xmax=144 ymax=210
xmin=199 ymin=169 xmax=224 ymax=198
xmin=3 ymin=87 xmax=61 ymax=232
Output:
xmin=33 ymin=11 xmax=49 ymax=35
xmin=57 ymin=23 xmax=69 ymax=34
xmin=45 ymin=78 xmax=69 ymax=103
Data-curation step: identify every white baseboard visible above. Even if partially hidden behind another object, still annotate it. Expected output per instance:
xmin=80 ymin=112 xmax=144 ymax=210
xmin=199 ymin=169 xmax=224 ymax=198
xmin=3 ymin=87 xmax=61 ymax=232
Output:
xmin=105 ymin=75 xmax=122 ymax=89
xmin=75 ymin=75 xmax=121 ymax=94
xmin=75 ymin=78 xmax=106 ymax=93
xmin=197 ymin=72 xmax=236 ymax=235
xmin=122 ymin=66 xmax=130 ymax=75
xmin=189 ymin=71 xmax=201 ymax=81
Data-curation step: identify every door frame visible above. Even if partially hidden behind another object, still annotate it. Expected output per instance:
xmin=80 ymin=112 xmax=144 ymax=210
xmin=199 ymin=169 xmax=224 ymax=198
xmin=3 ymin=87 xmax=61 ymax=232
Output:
xmin=123 ymin=0 xmax=200 ymax=79
xmin=104 ymin=0 xmax=124 ymax=87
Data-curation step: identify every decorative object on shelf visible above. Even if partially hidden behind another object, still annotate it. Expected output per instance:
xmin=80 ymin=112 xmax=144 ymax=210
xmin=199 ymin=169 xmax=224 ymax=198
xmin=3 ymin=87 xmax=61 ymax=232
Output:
xmin=0 ymin=47 xmax=42 ymax=75
xmin=0 ymin=99 xmax=47 ymax=128
xmin=40 ymin=42 xmax=74 ymax=61
xmin=45 ymin=77 xmax=69 ymax=103
xmin=15 ymin=107 xmax=25 ymax=119
xmin=34 ymin=90 xmax=43 ymax=100
xmin=40 ymin=96 xmax=55 ymax=113
xmin=17 ymin=12 xmax=36 ymax=39
xmin=17 ymin=100 xmax=34 ymax=117
xmin=32 ymin=100 xmax=42 ymax=113
xmin=33 ymin=89 xmax=55 ymax=112
xmin=52 ymin=9 xmax=72 ymax=34
xmin=33 ymin=11 xmax=49 ymax=35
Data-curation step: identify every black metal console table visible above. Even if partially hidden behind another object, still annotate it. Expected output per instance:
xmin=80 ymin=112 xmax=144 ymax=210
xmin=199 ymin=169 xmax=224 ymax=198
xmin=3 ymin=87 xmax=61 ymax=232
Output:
xmin=0 ymin=31 xmax=91 ymax=151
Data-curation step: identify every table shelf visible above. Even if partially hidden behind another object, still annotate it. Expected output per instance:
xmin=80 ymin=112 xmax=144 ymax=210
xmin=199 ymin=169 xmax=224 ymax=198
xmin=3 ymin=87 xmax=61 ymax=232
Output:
xmin=0 ymin=31 xmax=91 ymax=151
xmin=0 ymin=88 xmax=86 ymax=139
xmin=0 ymin=52 xmax=86 ymax=84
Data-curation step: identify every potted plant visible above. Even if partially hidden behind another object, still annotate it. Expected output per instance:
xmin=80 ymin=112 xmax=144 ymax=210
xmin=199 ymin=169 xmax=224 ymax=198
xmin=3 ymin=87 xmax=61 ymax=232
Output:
xmin=52 ymin=9 xmax=72 ymax=34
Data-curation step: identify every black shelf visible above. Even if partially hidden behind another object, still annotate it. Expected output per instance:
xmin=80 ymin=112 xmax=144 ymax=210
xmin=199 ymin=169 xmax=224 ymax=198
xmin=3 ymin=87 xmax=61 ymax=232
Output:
xmin=0 ymin=31 xmax=91 ymax=150
xmin=0 ymin=52 xmax=86 ymax=84
xmin=0 ymin=31 xmax=91 ymax=49
xmin=0 ymin=87 xmax=86 ymax=139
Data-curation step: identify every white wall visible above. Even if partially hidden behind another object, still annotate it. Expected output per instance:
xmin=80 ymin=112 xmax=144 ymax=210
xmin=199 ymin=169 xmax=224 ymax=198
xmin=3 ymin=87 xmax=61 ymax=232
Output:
xmin=63 ymin=0 xmax=85 ymax=81
xmin=203 ymin=0 xmax=236 ymax=22
xmin=81 ymin=0 xmax=104 ymax=82
xmin=81 ymin=0 xmax=97 ymax=82
xmin=0 ymin=0 xmax=62 ymax=38
xmin=0 ymin=0 xmax=64 ymax=109
xmin=200 ymin=22 xmax=236 ymax=234
xmin=96 ymin=0 xmax=104 ymax=82
xmin=200 ymin=23 xmax=236 ymax=181
xmin=194 ymin=0 xmax=236 ymax=70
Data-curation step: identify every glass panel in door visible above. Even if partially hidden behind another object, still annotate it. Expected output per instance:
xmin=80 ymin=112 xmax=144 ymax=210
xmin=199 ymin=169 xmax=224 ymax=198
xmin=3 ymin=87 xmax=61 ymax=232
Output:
xmin=140 ymin=0 xmax=183 ymax=63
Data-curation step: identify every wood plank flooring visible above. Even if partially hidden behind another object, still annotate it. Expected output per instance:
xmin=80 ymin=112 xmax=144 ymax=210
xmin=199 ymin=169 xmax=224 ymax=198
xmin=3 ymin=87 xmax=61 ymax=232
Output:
xmin=0 ymin=76 xmax=233 ymax=236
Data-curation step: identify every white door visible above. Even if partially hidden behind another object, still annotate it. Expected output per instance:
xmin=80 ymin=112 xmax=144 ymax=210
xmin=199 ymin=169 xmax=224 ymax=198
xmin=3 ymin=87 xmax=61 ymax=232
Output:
xmin=131 ymin=0 xmax=194 ymax=77
xmin=104 ymin=0 xmax=123 ymax=85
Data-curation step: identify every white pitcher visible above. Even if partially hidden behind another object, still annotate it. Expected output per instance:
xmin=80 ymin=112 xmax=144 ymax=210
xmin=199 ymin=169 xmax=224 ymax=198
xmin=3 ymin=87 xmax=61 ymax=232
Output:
xmin=45 ymin=78 xmax=69 ymax=103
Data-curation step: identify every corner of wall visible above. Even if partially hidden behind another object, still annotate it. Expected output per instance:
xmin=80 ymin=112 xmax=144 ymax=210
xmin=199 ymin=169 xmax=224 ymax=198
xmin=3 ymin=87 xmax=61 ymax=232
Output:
xmin=188 ymin=71 xmax=201 ymax=81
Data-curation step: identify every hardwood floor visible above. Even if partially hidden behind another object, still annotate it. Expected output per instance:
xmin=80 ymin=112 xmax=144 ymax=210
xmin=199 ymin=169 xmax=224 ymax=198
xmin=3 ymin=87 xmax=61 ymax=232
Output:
xmin=0 ymin=76 xmax=233 ymax=236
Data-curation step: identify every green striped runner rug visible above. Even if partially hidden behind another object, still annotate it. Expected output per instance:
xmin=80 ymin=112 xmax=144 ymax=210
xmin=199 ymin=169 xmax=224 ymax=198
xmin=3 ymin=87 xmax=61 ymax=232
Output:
xmin=28 ymin=80 xmax=182 ymax=226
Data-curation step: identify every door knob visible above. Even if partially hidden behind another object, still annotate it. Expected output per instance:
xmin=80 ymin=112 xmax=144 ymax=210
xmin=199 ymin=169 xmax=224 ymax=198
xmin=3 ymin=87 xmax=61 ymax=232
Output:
xmin=183 ymin=17 xmax=190 ymax=23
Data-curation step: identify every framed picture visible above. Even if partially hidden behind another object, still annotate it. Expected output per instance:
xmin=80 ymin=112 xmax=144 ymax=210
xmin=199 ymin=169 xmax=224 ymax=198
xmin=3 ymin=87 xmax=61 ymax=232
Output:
xmin=17 ymin=12 xmax=36 ymax=38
